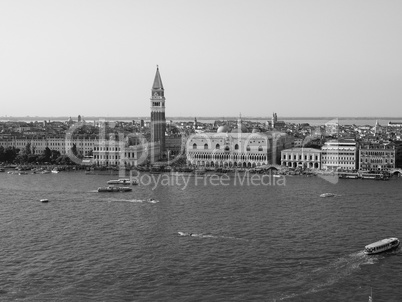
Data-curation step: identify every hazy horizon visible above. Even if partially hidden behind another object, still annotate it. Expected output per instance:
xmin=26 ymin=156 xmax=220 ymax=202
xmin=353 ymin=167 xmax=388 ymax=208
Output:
xmin=1 ymin=0 xmax=401 ymax=117
xmin=2 ymin=115 xmax=402 ymax=121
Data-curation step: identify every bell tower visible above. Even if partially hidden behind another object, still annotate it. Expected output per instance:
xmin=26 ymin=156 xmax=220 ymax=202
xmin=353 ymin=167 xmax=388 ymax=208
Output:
xmin=150 ymin=65 xmax=166 ymax=154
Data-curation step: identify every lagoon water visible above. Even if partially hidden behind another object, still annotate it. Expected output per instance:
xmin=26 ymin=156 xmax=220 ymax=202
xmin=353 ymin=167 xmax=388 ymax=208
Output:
xmin=1 ymin=171 xmax=402 ymax=301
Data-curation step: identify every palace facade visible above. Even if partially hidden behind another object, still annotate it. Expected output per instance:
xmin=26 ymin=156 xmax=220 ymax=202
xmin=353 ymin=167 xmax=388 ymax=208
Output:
xmin=359 ymin=142 xmax=395 ymax=171
xmin=186 ymin=118 xmax=292 ymax=168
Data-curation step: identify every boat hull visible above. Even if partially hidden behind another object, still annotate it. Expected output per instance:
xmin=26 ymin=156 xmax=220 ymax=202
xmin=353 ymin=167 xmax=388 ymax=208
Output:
xmin=97 ymin=186 xmax=132 ymax=193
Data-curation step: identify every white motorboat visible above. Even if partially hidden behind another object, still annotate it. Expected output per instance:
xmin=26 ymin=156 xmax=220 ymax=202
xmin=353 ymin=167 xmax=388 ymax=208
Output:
xmin=364 ymin=238 xmax=400 ymax=255
xmin=320 ymin=193 xmax=336 ymax=198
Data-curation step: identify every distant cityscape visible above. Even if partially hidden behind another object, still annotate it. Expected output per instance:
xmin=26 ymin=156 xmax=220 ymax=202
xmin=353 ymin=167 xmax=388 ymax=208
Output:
xmin=1 ymin=67 xmax=402 ymax=175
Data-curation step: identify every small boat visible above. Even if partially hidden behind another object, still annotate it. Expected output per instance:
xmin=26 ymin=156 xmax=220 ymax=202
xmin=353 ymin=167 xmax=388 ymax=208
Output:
xmin=97 ymin=186 xmax=132 ymax=193
xmin=51 ymin=169 xmax=60 ymax=173
xmin=40 ymin=199 xmax=49 ymax=203
xmin=147 ymin=198 xmax=159 ymax=203
xmin=320 ymin=193 xmax=336 ymax=198
xmin=41 ymin=170 xmax=51 ymax=174
xmin=364 ymin=237 xmax=400 ymax=255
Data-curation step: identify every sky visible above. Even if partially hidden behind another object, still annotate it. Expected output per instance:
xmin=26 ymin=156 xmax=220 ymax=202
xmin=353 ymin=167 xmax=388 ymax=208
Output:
xmin=1 ymin=0 xmax=402 ymax=118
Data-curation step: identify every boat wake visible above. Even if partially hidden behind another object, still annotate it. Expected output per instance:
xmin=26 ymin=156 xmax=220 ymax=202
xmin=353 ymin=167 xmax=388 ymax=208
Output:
xmin=278 ymin=250 xmax=376 ymax=300
xmin=178 ymin=231 xmax=247 ymax=241
xmin=102 ymin=198 xmax=160 ymax=204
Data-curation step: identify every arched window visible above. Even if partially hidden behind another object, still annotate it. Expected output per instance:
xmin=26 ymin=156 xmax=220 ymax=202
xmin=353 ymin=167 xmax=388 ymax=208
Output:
xmin=216 ymin=144 xmax=220 ymax=149
xmin=258 ymin=146 xmax=263 ymax=151
xmin=246 ymin=146 xmax=250 ymax=151
xmin=204 ymin=143 xmax=208 ymax=149
xmin=235 ymin=144 xmax=239 ymax=150
xmin=193 ymin=143 xmax=197 ymax=149
xmin=225 ymin=146 xmax=230 ymax=151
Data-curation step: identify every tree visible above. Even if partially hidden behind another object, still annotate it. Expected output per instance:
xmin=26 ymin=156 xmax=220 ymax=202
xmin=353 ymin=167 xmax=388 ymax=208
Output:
xmin=4 ymin=147 xmax=19 ymax=162
xmin=25 ymin=143 xmax=32 ymax=155
xmin=44 ymin=147 xmax=52 ymax=162
xmin=56 ymin=155 xmax=72 ymax=165
xmin=51 ymin=150 xmax=61 ymax=162
xmin=0 ymin=146 xmax=4 ymax=162
xmin=37 ymin=154 xmax=47 ymax=163
xmin=27 ymin=154 xmax=38 ymax=163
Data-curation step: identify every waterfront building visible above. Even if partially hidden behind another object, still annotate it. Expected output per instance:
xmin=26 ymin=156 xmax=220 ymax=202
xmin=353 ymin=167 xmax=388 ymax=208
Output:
xmin=321 ymin=139 xmax=358 ymax=170
xmin=165 ymin=135 xmax=186 ymax=157
xmin=0 ymin=137 xmax=96 ymax=157
xmin=186 ymin=117 xmax=292 ymax=168
xmin=150 ymin=66 xmax=166 ymax=155
xmin=92 ymin=137 xmax=160 ymax=167
xmin=359 ymin=142 xmax=395 ymax=171
xmin=281 ymin=147 xmax=321 ymax=169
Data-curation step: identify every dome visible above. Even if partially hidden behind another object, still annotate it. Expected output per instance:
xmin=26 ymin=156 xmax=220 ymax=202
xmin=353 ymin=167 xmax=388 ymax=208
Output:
xmin=252 ymin=128 xmax=260 ymax=133
xmin=231 ymin=125 xmax=248 ymax=133
xmin=217 ymin=125 xmax=230 ymax=133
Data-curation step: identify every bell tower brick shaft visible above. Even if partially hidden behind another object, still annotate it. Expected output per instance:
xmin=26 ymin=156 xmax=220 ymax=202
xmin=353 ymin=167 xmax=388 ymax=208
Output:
xmin=150 ymin=66 xmax=166 ymax=154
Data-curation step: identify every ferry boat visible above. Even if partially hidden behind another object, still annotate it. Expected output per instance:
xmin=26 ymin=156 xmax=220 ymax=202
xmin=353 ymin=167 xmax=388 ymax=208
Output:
xmin=97 ymin=186 xmax=132 ymax=193
xmin=360 ymin=173 xmax=377 ymax=179
xmin=338 ymin=172 xmax=359 ymax=179
xmin=107 ymin=179 xmax=132 ymax=185
xmin=364 ymin=237 xmax=400 ymax=255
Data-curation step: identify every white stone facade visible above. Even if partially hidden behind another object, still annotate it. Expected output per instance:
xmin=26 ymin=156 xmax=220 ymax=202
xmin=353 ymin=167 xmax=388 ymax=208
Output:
xmin=321 ymin=139 xmax=358 ymax=170
xmin=281 ymin=148 xmax=321 ymax=169
xmin=186 ymin=131 xmax=290 ymax=168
